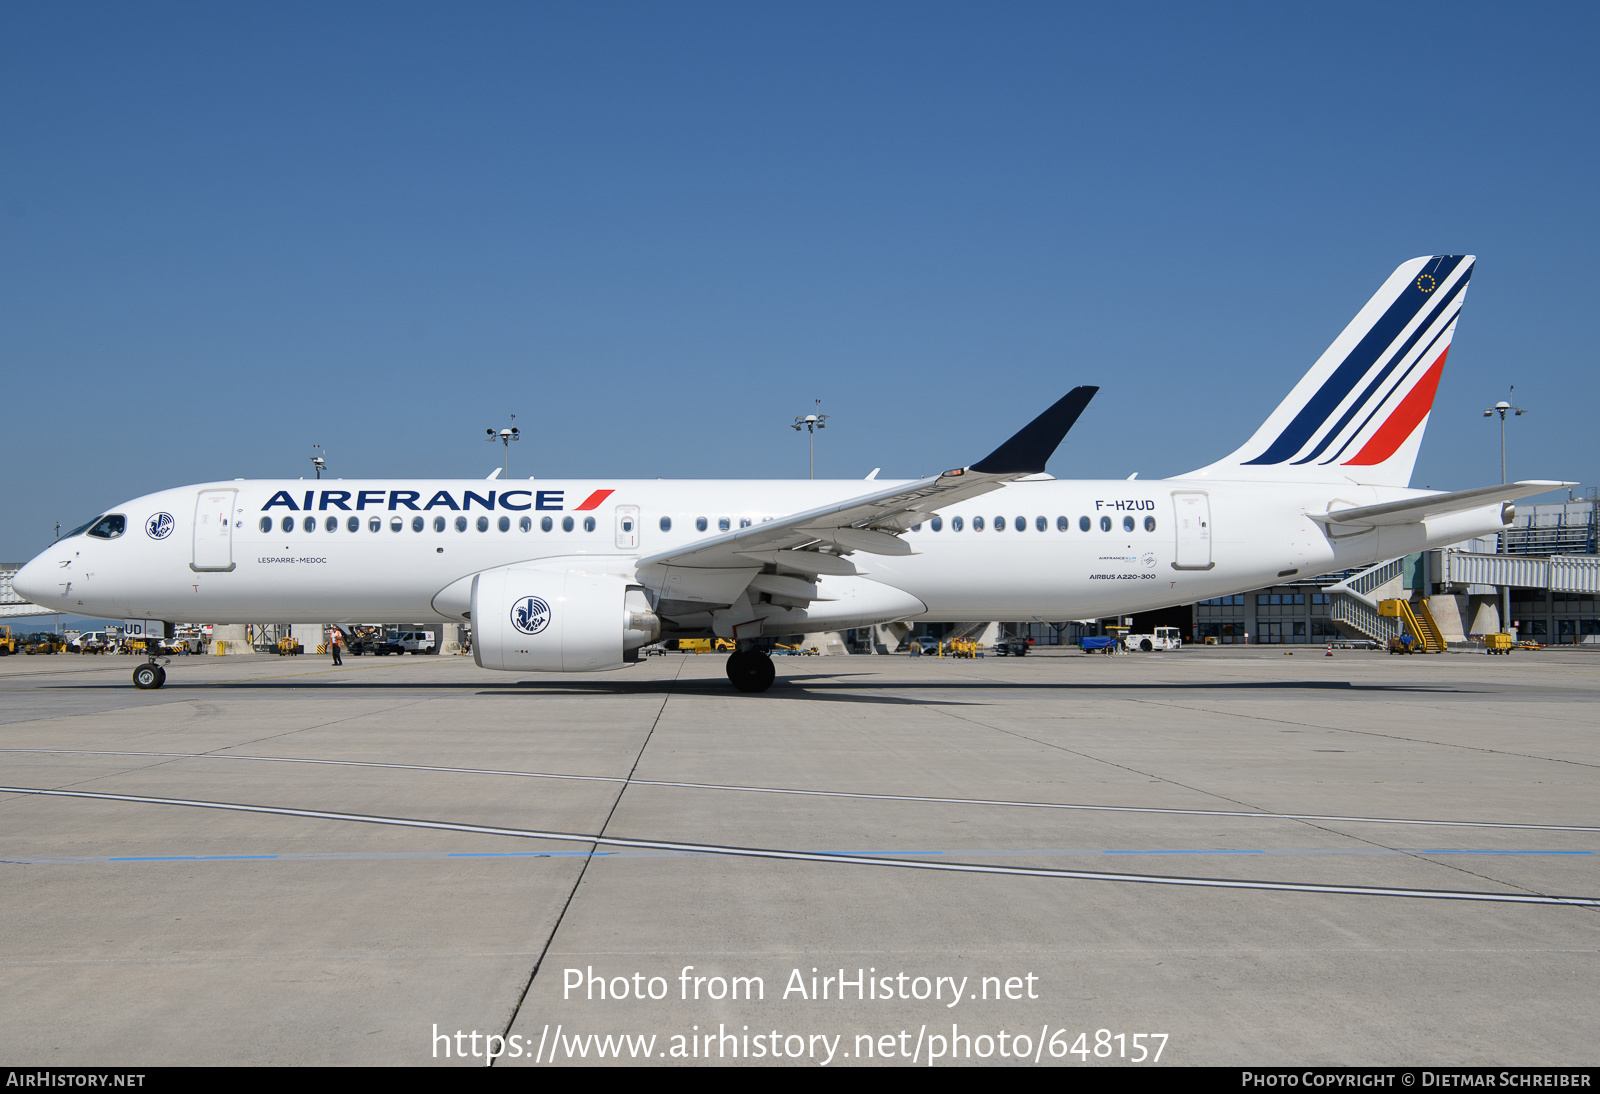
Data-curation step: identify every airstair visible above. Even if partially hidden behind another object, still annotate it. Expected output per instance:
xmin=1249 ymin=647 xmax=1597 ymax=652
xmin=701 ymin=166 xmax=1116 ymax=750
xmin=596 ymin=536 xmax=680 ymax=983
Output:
xmin=1325 ymin=557 xmax=1402 ymax=645
xmin=1379 ymin=598 xmax=1447 ymax=652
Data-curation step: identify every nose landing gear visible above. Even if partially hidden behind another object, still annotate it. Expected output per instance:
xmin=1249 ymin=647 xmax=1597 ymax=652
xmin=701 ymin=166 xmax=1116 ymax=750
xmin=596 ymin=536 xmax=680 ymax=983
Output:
xmin=725 ymin=646 xmax=776 ymax=693
xmin=133 ymin=661 xmax=167 ymax=690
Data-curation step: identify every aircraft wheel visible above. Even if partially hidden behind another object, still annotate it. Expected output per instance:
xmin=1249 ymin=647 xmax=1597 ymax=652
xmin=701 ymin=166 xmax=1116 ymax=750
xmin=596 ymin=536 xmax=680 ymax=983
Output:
xmin=133 ymin=664 xmax=165 ymax=690
xmin=727 ymin=650 xmax=776 ymax=693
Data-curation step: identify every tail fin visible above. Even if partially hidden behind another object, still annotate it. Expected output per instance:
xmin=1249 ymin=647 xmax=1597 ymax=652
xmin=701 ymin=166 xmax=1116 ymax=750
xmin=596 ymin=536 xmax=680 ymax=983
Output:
xmin=1186 ymin=255 xmax=1474 ymax=487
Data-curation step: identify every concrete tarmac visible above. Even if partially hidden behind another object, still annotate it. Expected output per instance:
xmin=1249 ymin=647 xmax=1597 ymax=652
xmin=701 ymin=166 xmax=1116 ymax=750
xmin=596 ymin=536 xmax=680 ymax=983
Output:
xmin=0 ymin=646 xmax=1596 ymax=1066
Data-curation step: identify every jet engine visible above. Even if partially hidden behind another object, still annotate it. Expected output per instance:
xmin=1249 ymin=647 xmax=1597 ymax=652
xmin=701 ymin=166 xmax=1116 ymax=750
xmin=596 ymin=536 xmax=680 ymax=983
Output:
xmin=473 ymin=565 xmax=659 ymax=672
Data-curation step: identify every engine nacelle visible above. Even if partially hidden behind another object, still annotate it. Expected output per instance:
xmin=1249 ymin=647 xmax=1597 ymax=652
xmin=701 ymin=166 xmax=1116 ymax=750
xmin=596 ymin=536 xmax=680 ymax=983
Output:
xmin=472 ymin=565 xmax=659 ymax=672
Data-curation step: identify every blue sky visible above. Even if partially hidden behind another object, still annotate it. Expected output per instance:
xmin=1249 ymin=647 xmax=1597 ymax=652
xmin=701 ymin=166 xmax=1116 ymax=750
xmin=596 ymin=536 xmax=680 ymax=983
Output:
xmin=4 ymin=2 xmax=1595 ymax=565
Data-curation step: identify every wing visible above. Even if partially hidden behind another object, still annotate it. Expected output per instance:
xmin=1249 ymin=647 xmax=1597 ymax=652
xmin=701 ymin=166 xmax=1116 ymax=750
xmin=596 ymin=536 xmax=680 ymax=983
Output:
xmin=1305 ymin=480 xmax=1572 ymax=528
xmin=636 ymin=387 xmax=1097 ymax=607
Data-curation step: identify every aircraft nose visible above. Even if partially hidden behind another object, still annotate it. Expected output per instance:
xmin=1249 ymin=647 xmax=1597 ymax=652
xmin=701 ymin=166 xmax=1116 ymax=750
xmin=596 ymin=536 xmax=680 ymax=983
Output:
xmin=11 ymin=553 xmax=53 ymax=605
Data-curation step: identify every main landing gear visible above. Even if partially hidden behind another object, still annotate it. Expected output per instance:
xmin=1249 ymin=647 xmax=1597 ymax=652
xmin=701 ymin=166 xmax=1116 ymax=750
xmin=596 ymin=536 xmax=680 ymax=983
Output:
xmin=725 ymin=647 xmax=776 ymax=693
xmin=132 ymin=660 xmax=168 ymax=690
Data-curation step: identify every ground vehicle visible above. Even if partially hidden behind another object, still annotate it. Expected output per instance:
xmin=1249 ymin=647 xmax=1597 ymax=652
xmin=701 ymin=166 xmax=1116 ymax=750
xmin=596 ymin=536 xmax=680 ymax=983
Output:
xmin=342 ymin=626 xmax=400 ymax=656
xmin=992 ymin=638 xmax=1032 ymax=656
xmin=69 ymin=630 xmax=110 ymax=653
xmin=1388 ymin=634 xmax=1420 ymax=655
xmin=1080 ymin=636 xmax=1120 ymax=654
xmin=0 ymin=626 xmax=15 ymax=655
xmin=391 ymin=629 xmax=437 ymax=654
xmin=908 ymin=637 xmax=940 ymax=655
xmin=665 ymin=638 xmax=734 ymax=653
xmin=1484 ymin=632 xmax=1514 ymax=655
xmin=18 ymin=632 xmax=66 ymax=655
xmin=1123 ymin=626 xmax=1182 ymax=652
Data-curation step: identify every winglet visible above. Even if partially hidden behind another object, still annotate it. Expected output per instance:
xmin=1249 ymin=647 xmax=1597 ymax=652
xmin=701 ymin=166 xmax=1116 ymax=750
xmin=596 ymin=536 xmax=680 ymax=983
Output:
xmin=969 ymin=387 xmax=1098 ymax=475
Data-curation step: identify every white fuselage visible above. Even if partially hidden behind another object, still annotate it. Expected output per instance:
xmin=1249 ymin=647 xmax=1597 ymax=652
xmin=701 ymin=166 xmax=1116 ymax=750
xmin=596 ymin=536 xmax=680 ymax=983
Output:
xmin=15 ymin=476 xmax=1507 ymax=632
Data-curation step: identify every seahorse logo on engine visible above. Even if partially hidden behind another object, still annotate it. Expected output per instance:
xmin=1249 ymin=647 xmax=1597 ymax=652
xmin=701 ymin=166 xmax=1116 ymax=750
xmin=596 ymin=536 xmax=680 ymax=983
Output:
xmin=510 ymin=596 xmax=552 ymax=635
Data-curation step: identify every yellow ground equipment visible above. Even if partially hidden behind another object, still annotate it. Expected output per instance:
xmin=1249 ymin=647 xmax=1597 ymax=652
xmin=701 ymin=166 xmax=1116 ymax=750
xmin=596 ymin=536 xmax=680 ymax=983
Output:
xmin=0 ymin=627 xmax=15 ymax=656
xmin=1378 ymin=599 xmax=1446 ymax=653
xmin=276 ymin=638 xmax=304 ymax=655
xmin=1484 ymin=632 xmax=1514 ymax=655
xmin=666 ymin=638 xmax=735 ymax=653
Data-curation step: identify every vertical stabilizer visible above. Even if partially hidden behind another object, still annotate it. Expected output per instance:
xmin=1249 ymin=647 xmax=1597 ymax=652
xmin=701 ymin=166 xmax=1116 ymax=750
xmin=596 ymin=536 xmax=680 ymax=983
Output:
xmin=1185 ymin=255 xmax=1474 ymax=487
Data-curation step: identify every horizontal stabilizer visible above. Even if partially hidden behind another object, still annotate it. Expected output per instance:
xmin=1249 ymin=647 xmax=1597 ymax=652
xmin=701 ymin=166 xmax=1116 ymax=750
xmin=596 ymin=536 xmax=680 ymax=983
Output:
xmin=1308 ymin=481 xmax=1573 ymax=527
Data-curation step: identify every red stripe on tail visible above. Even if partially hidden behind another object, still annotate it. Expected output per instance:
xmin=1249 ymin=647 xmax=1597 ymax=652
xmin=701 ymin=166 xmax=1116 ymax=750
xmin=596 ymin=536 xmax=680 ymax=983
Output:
xmin=1342 ymin=348 xmax=1449 ymax=467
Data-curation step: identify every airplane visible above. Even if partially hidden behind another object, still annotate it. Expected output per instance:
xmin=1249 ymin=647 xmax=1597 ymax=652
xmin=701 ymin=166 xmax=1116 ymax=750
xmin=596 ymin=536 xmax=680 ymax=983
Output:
xmin=13 ymin=254 xmax=1568 ymax=694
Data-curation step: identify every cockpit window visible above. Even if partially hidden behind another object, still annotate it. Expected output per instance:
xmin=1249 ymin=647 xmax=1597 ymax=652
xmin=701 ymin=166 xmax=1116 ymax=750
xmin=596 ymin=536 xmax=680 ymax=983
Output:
xmin=62 ymin=519 xmax=96 ymax=540
xmin=86 ymin=515 xmax=126 ymax=540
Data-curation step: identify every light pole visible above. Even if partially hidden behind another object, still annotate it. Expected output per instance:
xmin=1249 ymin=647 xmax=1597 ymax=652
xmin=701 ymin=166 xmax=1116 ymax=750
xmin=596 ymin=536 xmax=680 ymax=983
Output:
xmin=487 ymin=415 xmax=519 ymax=477
xmin=309 ymin=445 xmax=326 ymax=479
xmin=1483 ymin=388 xmax=1526 ymax=638
xmin=792 ymin=401 xmax=827 ymax=479
xmin=1483 ymin=387 xmax=1525 ymax=484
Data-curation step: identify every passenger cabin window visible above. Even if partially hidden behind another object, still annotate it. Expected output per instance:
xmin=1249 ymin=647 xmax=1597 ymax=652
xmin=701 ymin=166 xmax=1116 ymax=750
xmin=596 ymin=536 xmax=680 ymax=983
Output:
xmin=499 ymin=515 xmax=512 ymax=532
xmin=1123 ymin=515 xmax=1135 ymax=532
xmin=326 ymin=516 xmax=339 ymax=532
xmin=1144 ymin=516 xmax=1157 ymax=532
xmin=740 ymin=517 xmax=751 ymax=528
xmin=583 ymin=516 xmax=596 ymax=532
xmin=369 ymin=517 xmax=381 ymax=532
xmin=476 ymin=516 xmax=489 ymax=532
xmin=541 ymin=516 xmax=553 ymax=532
xmin=952 ymin=516 xmax=964 ymax=531
xmin=519 ymin=516 xmax=532 ymax=532
xmin=931 ymin=516 xmax=943 ymax=532
xmin=413 ymin=516 xmax=425 ymax=532
xmin=696 ymin=517 xmax=708 ymax=532
xmin=973 ymin=516 xmax=985 ymax=531
xmin=391 ymin=517 xmax=403 ymax=532
xmin=1057 ymin=516 xmax=1068 ymax=532
xmin=1079 ymin=516 xmax=1091 ymax=532
xmin=303 ymin=516 xmax=316 ymax=533
xmin=259 ymin=517 xmax=272 ymax=533
xmin=433 ymin=516 xmax=446 ymax=532
xmin=1100 ymin=516 xmax=1112 ymax=532
xmin=350 ymin=516 xmax=362 ymax=533
xmin=1037 ymin=516 xmax=1047 ymax=532
xmin=455 ymin=516 xmax=467 ymax=532
xmin=562 ymin=516 xmax=575 ymax=532
xmin=718 ymin=517 xmax=731 ymax=531
xmin=282 ymin=516 xmax=296 ymax=534
xmin=659 ymin=516 xmax=671 ymax=532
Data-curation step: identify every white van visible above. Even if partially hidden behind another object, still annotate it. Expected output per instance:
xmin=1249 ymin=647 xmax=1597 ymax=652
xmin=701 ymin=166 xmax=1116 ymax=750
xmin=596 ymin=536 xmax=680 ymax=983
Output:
xmin=390 ymin=629 xmax=437 ymax=654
